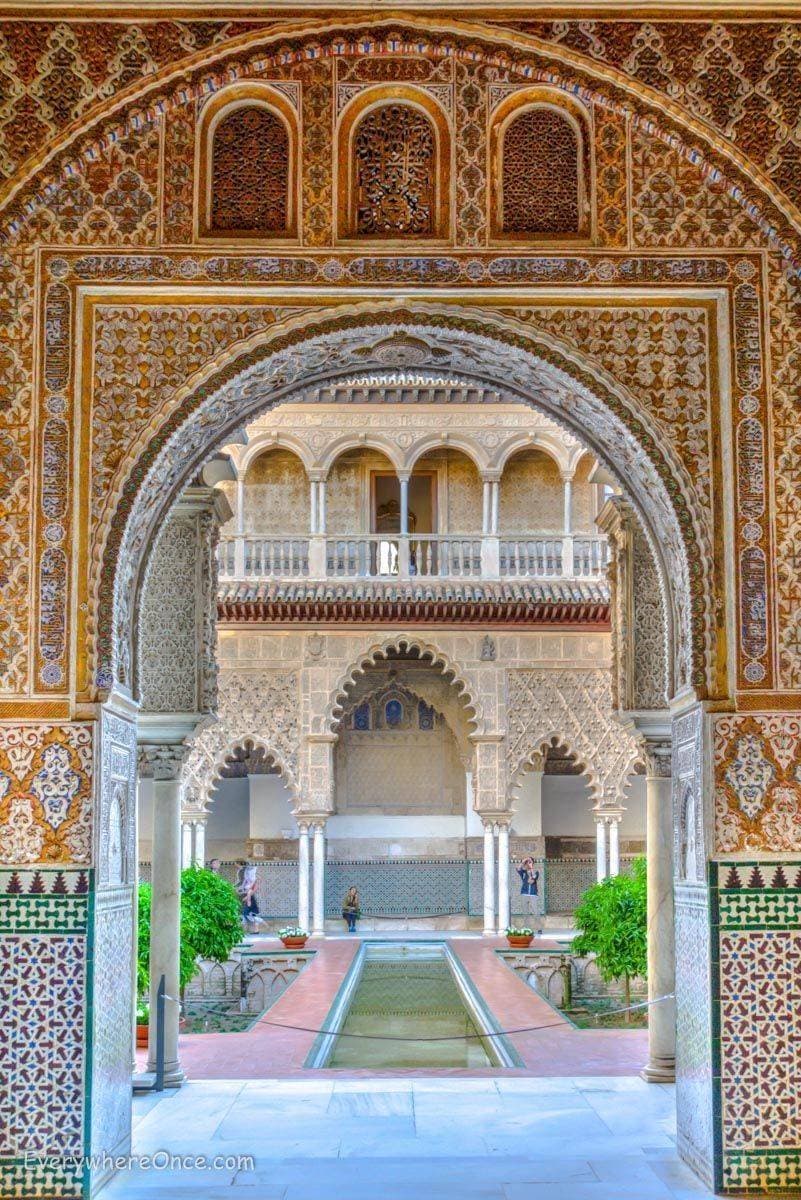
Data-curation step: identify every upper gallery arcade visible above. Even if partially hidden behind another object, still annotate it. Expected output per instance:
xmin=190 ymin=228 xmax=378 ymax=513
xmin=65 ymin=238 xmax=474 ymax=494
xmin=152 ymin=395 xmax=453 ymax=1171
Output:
xmin=1 ymin=7 xmax=801 ymax=1200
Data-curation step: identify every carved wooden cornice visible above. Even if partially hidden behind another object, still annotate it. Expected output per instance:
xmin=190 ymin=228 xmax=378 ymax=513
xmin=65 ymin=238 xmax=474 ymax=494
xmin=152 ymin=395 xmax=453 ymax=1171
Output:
xmin=217 ymin=580 xmax=611 ymax=627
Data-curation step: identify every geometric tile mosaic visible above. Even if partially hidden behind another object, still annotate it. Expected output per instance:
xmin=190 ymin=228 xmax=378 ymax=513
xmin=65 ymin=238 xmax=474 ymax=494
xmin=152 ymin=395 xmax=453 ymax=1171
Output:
xmin=711 ymin=860 xmax=801 ymax=1195
xmin=0 ymin=869 xmax=90 ymax=935
xmin=0 ymin=1159 xmax=83 ymax=1199
xmin=0 ymin=934 xmax=86 ymax=1158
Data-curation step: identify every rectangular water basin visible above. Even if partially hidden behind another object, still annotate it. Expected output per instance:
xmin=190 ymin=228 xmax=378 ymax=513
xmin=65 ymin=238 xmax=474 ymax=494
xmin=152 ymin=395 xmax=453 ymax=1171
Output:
xmin=306 ymin=941 xmax=521 ymax=1069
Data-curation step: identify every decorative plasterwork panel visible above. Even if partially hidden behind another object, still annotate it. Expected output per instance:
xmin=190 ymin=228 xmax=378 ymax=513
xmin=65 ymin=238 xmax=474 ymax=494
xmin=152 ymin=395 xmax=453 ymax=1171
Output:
xmin=137 ymin=514 xmax=200 ymax=712
xmin=673 ymin=705 xmax=706 ymax=884
xmin=1 ymin=24 xmax=800 ymax=265
xmin=768 ymin=257 xmax=801 ymax=692
xmin=0 ymin=724 xmax=93 ymax=865
xmin=0 ymin=249 xmax=33 ymax=694
xmin=181 ymin=669 xmax=300 ymax=810
xmin=506 ymin=667 xmax=643 ymax=805
xmin=714 ymin=714 xmax=801 ymax=854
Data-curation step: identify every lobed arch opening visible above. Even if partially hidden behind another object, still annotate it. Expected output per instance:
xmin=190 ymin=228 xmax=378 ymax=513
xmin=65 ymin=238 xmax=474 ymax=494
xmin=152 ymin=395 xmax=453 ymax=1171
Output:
xmin=325 ymin=637 xmax=483 ymax=740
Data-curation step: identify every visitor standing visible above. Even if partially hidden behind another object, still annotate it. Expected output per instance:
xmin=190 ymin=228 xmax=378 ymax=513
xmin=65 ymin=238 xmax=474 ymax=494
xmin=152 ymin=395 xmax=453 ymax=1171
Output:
xmin=208 ymin=858 xmax=222 ymax=875
xmin=342 ymin=886 xmax=360 ymax=933
xmin=236 ymin=860 xmax=261 ymax=930
xmin=517 ymin=857 xmax=541 ymax=930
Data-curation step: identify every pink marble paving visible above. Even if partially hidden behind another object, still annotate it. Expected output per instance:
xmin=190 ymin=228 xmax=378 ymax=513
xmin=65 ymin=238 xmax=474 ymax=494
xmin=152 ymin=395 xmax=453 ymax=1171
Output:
xmin=154 ymin=936 xmax=647 ymax=1079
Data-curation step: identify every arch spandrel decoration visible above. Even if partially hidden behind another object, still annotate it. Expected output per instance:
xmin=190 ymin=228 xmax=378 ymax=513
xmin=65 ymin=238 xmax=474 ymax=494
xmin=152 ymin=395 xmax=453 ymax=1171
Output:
xmin=2 ymin=22 xmax=801 ymax=267
xmin=505 ymin=667 xmax=644 ymax=808
xmin=181 ymin=669 xmax=300 ymax=812
xmin=98 ymin=308 xmax=707 ymax=704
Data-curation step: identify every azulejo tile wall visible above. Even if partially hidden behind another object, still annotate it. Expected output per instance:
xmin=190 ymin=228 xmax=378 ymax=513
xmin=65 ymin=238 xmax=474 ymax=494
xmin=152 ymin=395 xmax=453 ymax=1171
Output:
xmin=711 ymin=860 xmax=801 ymax=1194
xmin=0 ymin=867 xmax=91 ymax=1200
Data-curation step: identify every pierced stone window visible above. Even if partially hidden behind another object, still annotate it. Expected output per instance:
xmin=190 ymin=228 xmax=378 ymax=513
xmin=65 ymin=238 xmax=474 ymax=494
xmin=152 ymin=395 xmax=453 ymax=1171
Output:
xmin=353 ymin=104 xmax=436 ymax=237
xmin=491 ymin=93 xmax=592 ymax=241
xmin=338 ymin=88 xmax=451 ymax=241
xmin=198 ymin=85 xmax=298 ymax=241
xmin=211 ymin=106 xmax=289 ymax=236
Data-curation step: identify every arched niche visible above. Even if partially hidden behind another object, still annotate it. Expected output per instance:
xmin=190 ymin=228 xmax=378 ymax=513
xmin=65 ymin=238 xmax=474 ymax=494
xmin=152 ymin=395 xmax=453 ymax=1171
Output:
xmin=196 ymin=83 xmax=299 ymax=241
xmin=337 ymin=85 xmax=452 ymax=242
xmin=490 ymin=89 xmax=593 ymax=242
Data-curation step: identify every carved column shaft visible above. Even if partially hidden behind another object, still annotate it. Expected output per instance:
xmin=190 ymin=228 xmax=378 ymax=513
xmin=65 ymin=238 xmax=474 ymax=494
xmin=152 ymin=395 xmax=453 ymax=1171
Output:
xmin=139 ymin=744 xmax=188 ymax=1087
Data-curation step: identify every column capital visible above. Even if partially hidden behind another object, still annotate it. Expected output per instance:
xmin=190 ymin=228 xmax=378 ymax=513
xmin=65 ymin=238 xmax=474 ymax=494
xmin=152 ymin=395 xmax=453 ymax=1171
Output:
xmin=138 ymin=743 xmax=189 ymax=780
xmin=593 ymin=806 xmax=625 ymax=825
xmin=643 ymin=740 xmax=672 ymax=779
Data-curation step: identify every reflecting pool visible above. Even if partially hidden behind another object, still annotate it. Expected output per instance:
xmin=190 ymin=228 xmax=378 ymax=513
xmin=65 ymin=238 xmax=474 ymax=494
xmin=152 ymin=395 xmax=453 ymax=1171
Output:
xmin=309 ymin=942 xmax=518 ymax=1069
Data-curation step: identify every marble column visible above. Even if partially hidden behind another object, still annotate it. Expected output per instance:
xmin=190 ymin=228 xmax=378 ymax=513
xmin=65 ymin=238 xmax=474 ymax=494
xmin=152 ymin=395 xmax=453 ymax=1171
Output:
xmin=318 ymin=479 xmax=327 ymax=534
xmin=180 ymin=819 xmax=193 ymax=868
xmin=609 ymin=815 xmax=621 ymax=876
xmin=312 ymin=821 xmax=326 ymax=936
xmin=595 ymin=813 xmax=608 ymax=881
xmin=562 ymin=474 xmax=573 ymax=534
xmin=297 ymin=822 xmax=311 ymax=932
xmin=490 ymin=480 xmax=499 ymax=534
xmin=482 ymin=820 xmax=496 ymax=936
xmin=140 ymin=745 xmax=186 ymax=1087
xmin=193 ymin=818 xmax=206 ymax=868
xmin=642 ymin=742 xmax=676 ymax=1083
xmin=482 ymin=480 xmax=491 ymax=535
xmin=497 ymin=821 xmax=511 ymax=934
xmin=399 ymin=475 xmax=410 ymax=535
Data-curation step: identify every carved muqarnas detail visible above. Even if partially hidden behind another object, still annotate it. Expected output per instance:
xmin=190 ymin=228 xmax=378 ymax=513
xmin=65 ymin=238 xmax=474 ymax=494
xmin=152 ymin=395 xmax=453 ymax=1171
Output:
xmin=211 ymin=106 xmax=289 ymax=236
xmin=354 ymin=104 xmax=436 ymax=236
xmin=502 ymin=109 xmax=580 ymax=236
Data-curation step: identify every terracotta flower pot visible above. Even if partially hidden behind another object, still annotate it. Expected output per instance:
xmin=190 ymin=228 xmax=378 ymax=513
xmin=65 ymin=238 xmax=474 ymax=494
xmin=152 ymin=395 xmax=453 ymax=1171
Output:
xmin=507 ymin=934 xmax=534 ymax=948
xmin=281 ymin=936 xmax=308 ymax=949
xmin=136 ymin=1024 xmax=148 ymax=1048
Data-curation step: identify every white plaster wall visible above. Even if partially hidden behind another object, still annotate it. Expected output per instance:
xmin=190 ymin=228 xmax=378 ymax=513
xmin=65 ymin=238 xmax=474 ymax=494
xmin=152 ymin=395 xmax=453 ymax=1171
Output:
xmin=513 ymin=772 xmax=543 ymax=836
xmin=541 ymin=774 xmax=646 ymax=836
xmin=248 ymin=774 xmax=296 ymax=837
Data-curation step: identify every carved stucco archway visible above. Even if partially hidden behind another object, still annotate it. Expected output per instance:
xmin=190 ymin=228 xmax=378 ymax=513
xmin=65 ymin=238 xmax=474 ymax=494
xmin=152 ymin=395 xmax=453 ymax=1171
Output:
xmin=97 ymin=305 xmax=707 ymax=710
xmin=181 ymin=670 xmax=300 ymax=813
xmin=2 ymin=18 xmax=800 ymax=269
xmin=505 ymin=668 xmax=645 ymax=808
xmin=325 ymin=633 xmax=484 ymax=740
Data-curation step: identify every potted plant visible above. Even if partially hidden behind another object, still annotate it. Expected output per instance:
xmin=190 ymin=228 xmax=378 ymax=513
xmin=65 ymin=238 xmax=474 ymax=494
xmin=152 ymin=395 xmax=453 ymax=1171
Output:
xmin=505 ymin=925 xmax=535 ymax=948
xmin=135 ymin=999 xmax=149 ymax=1048
xmin=278 ymin=926 xmax=309 ymax=949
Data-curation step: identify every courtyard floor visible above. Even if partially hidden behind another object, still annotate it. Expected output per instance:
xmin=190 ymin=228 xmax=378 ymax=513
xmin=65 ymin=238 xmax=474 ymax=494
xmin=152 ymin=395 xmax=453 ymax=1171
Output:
xmin=103 ymin=1077 xmax=717 ymax=1200
xmin=163 ymin=934 xmax=648 ymax=1077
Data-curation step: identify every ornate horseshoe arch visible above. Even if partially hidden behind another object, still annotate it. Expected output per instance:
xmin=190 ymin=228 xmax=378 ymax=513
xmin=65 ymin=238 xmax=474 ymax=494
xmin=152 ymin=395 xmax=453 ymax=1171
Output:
xmin=95 ymin=304 xmax=715 ymax=706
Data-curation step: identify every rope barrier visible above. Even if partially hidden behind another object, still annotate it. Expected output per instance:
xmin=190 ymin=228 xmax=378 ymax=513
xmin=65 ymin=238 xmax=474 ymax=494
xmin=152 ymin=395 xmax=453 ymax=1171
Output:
xmin=253 ymin=992 xmax=676 ymax=1041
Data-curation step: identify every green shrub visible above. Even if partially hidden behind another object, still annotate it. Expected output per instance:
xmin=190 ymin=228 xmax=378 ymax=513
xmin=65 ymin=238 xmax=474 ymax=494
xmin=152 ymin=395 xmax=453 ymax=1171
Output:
xmin=137 ymin=867 xmax=242 ymax=999
xmin=572 ymin=856 xmax=647 ymax=1020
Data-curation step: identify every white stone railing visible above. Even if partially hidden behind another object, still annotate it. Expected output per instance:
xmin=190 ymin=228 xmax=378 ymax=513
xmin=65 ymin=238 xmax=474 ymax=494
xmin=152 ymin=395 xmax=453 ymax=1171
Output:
xmin=218 ymin=533 xmax=608 ymax=583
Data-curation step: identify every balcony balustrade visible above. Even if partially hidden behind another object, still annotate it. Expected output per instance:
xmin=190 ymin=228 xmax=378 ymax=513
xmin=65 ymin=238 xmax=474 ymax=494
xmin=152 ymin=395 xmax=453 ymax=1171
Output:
xmin=217 ymin=532 xmax=609 ymax=583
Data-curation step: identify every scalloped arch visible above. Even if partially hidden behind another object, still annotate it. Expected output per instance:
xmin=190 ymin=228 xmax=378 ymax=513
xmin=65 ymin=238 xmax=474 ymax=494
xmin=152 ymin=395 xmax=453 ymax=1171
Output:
xmin=324 ymin=634 xmax=483 ymax=737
